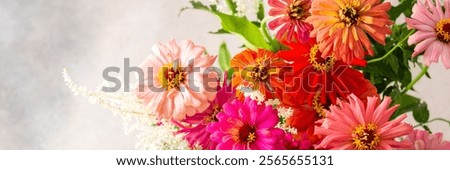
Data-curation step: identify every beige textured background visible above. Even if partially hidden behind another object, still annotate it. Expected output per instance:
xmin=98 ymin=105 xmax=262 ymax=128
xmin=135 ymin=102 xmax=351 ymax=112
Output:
xmin=0 ymin=0 xmax=449 ymax=149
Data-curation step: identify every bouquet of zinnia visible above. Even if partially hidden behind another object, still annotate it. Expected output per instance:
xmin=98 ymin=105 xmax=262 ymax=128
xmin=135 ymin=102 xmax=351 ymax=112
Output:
xmin=63 ymin=0 xmax=450 ymax=150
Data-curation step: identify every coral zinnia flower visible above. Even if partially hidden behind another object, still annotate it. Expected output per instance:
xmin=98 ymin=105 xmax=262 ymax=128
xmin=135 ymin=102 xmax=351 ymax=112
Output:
xmin=207 ymin=97 xmax=285 ymax=150
xmin=175 ymin=74 xmax=236 ymax=149
xmin=230 ymin=49 xmax=287 ymax=100
xmin=406 ymin=0 xmax=450 ymax=69
xmin=315 ymin=94 xmax=413 ymax=150
xmin=403 ymin=130 xmax=450 ymax=150
xmin=134 ymin=39 xmax=217 ymax=121
xmin=268 ymin=0 xmax=313 ymax=43
xmin=306 ymin=0 xmax=393 ymax=63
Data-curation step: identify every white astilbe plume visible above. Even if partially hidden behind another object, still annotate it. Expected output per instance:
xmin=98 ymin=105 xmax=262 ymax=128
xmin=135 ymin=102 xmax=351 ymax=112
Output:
xmin=135 ymin=119 xmax=190 ymax=150
xmin=238 ymin=85 xmax=281 ymax=106
xmin=277 ymin=106 xmax=293 ymax=119
xmin=205 ymin=0 xmax=259 ymax=17
xmin=238 ymin=85 xmax=265 ymax=104
xmin=62 ymin=69 xmax=189 ymax=149
xmin=276 ymin=106 xmax=296 ymax=134
xmin=265 ymin=98 xmax=281 ymax=106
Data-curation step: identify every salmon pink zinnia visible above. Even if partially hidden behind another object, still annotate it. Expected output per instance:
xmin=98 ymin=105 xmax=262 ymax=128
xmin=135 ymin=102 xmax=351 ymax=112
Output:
xmin=403 ymin=130 xmax=450 ymax=150
xmin=315 ymin=94 xmax=413 ymax=150
xmin=207 ymin=97 xmax=285 ymax=150
xmin=406 ymin=0 xmax=450 ymax=69
xmin=268 ymin=0 xmax=313 ymax=43
xmin=135 ymin=39 xmax=217 ymax=121
xmin=306 ymin=0 xmax=393 ymax=63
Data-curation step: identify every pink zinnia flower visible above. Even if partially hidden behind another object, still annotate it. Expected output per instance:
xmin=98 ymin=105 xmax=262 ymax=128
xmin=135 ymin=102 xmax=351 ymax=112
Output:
xmin=175 ymin=75 xmax=236 ymax=149
xmin=134 ymin=39 xmax=217 ymax=121
xmin=207 ymin=97 xmax=285 ymax=150
xmin=406 ymin=0 xmax=450 ymax=69
xmin=268 ymin=0 xmax=313 ymax=43
xmin=403 ymin=130 xmax=450 ymax=150
xmin=315 ymin=94 xmax=413 ymax=150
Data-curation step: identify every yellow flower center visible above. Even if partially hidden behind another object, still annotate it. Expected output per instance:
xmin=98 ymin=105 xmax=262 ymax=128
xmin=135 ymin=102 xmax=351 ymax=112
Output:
xmin=312 ymin=90 xmax=326 ymax=118
xmin=436 ymin=18 xmax=450 ymax=43
xmin=250 ymin=59 xmax=270 ymax=82
xmin=203 ymin=104 xmax=221 ymax=123
xmin=352 ymin=123 xmax=381 ymax=150
xmin=309 ymin=44 xmax=336 ymax=72
xmin=339 ymin=3 xmax=360 ymax=27
xmin=288 ymin=0 xmax=308 ymax=20
xmin=231 ymin=123 xmax=257 ymax=143
xmin=245 ymin=55 xmax=280 ymax=84
xmin=158 ymin=62 xmax=186 ymax=90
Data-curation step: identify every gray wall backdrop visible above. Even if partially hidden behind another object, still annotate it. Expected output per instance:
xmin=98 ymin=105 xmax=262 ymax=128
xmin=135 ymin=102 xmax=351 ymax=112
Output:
xmin=0 ymin=0 xmax=449 ymax=149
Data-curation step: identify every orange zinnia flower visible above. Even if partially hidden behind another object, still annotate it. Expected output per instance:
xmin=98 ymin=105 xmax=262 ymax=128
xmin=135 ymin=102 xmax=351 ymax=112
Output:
xmin=230 ymin=49 xmax=287 ymax=100
xmin=306 ymin=0 xmax=393 ymax=63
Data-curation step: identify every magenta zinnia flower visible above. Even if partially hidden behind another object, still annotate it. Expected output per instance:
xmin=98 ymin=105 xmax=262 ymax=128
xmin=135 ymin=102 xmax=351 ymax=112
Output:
xmin=207 ymin=97 xmax=285 ymax=150
xmin=175 ymin=75 xmax=235 ymax=149
xmin=268 ymin=0 xmax=313 ymax=43
xmin=406 ymin=0 xmax=450 ymax=69
xmin=134 ymin=39 xmax=217 ymax=121
xmin=403 ymin=130 xmax=450 ymax=150
xmin=315 ymin=94 xmax=413 ymax=150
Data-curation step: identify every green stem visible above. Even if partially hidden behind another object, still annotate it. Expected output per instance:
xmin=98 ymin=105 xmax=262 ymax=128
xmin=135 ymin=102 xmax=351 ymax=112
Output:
xmin=402 ymin=66 xmax=429 ymax=94
xmin=367 ymin=30 xmax=415 ymax=64
xmin=413 ymin=118 xmax=450 ymax=128
xmin=260 ymin=17 xmax=274 ymax=44
xmin=260 ymin=17 xmax=279 ymax=52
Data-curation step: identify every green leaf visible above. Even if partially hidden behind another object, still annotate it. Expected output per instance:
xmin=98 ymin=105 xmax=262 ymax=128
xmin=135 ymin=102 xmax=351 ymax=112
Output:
xmin=413 ymin=102 xmax=430 ymax=123
xmin=257 ymin=1 xmax=265 ymax=21
xmin=213 ymin=12 xmax=271 ymax=50
xmin=218 ymin=42 xmax=231 ymax=72
xmin=190 ymin=1 xmax=210 ymax=10
xmin=185 ymin=0 xmax=271 ymax=50
xmin=209 ymin=29 xmax=230 ymax=34
xmin=361 ymin=23 xmax=417 ymax=97
xmin=399 ymin=67 xmax=412 ymax=89
xmin=225 ymin=0 xmax=238 ymax=15
xmin=390 ymin=89 xmax=421 ymax=119
xmin=388 ymin=0 xmax=416 ymax=20
xmin=227 ymin=68 xmax=234 ymax=80
xmin=251 ymin=21 xmax=261 ymax=27
xmin=386 ymin=52 xmax=399 ymax=74
xmin=180 ymin=1 xmax=219 ymax=16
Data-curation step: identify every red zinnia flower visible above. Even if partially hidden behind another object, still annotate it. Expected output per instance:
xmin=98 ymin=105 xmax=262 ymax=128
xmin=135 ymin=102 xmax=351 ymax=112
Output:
xmin=277 ymin=39 xmax=377 ymax=136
